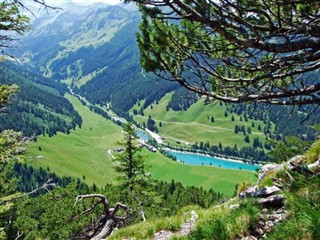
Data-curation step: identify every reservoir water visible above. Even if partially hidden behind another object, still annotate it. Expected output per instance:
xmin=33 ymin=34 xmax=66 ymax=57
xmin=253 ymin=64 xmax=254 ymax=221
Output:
xmin=165 ymin=149 xmax=260 ymax=171
xmin=135 ymin=128 xmax=260 ymax=171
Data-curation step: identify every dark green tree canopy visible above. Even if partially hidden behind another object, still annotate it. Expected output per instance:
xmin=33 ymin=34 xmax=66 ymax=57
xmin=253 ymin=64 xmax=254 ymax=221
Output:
xmin=114 ymin=123 xmax=146 ymax=190
xmin=131 ymin=0 xmax=320 ymax=106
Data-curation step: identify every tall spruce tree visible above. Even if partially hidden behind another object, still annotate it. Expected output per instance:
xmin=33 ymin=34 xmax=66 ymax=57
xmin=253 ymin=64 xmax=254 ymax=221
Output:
xmin=114 ymin=123 xmax=146 ymax=191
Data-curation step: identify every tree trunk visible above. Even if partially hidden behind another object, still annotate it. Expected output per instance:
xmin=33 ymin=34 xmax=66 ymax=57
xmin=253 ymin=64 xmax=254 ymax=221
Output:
xmin=91 ymin=219 xmax=114 ymax=240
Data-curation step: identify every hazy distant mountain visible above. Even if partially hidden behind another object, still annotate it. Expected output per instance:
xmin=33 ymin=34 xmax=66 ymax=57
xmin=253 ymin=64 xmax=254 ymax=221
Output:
xmin=17 ymin=3 xmax=179 ymax=117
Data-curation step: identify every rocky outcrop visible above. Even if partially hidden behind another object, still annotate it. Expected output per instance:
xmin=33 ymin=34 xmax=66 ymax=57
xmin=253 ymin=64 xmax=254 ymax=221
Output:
xmin=238 ymin=162 xmax=287 ymax=239
xmin=240 ymin=207 xmax=287 ymax=240
xmin=238 ymin=154 xmax=320 ymax=240
xmin=239 ymin=186 xmax=281 ymax=198
xmin=238 ymin=183 xmax=286 ymax=239
xmin=153 ymin=210 xmax=198 ymax=240
xmin=258 ymin=163 xmax=284 ymax=180
xmin=258 ymin=195 xmax=285 ymax=208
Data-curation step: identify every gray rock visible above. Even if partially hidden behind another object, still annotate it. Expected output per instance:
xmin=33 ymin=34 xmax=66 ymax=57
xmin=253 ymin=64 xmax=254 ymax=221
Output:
xmin=229 ymin=203 xmax=240 ymax=210
xmin=254 ymin=228 xmax=264 ymax=235
xmin=258 ymin=220 xmax=265 ymax=226
xmin=265 ymin=221 xmax=274 ymax=227
xmin=308 ymin=160 xmax=320 ymax=172
xmin=289 ymin=155 xmax=305 ymax=164
xmin=239 ymin=186 xmax=258 ymax=198
xmin=253 ymin=186 xmax=282 ymax=198
xmin=258 ymin=164 xmax=284 ymax=181
xmin=288 ymin=161 xmax=314 ymax=176
xmin=258 ymin=195 xmax=285 ymax=208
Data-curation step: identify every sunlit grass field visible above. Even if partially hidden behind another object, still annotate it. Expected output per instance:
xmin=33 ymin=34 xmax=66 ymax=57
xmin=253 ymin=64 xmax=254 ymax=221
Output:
xmin=27 ymin=94 xmax=257 ymax=195
xmin=131 ymin=92 xmax=272 ymax=148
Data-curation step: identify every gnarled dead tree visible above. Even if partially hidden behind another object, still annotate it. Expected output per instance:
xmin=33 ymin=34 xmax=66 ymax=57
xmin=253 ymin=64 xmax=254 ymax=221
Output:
xmin=129 ymin=0 xmax=320 ymax=106
xmin=74 ymin=194 xmax=132 ymax=240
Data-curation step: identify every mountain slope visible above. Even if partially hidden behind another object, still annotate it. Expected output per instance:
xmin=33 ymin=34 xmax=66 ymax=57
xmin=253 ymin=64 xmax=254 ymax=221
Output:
xmin=109 ymin=140 xmax=320 ymax=239
xmin=0 ymin=61 xmax=82 ymax=136
xmin=15 ymin=2 xmax=320 ymax=144
xmin=17 ymin=3 xmax=179 ymax=117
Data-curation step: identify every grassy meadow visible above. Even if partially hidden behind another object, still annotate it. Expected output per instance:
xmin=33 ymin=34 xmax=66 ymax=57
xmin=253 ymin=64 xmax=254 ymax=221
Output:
xmin=27 ymin=94 xmax=257 ymax=195
xmin=143 ymin=150 xmax=257 ymax=195
xmin=27 ymin=94 xmax=123 ymax=187
xmin=131 ymin=92 xmax=272 ymax=148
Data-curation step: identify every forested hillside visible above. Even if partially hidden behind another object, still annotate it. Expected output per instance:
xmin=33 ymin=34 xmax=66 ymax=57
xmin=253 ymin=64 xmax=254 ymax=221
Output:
xmin=0 ymin=61 xmax=82 ymax=136
xmin=16 ymin=3 xmax=180 ymax=117
xmin=13 ymin=1 xmax=320 ymax=159
xmin=1 ymin=0 xmax=320 ymax=239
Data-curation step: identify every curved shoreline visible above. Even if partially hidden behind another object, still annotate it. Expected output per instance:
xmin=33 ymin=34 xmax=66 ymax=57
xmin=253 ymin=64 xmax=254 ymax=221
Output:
xmin=162 ymin=147 xmax=262 ymax=166
xmin=137 ymin=128 xmax=262 ymax=171
xmin=162 ymin=148 xmax=261 ymax=172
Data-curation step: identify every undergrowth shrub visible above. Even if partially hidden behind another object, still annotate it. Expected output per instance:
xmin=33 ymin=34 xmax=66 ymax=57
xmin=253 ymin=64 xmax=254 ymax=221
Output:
xmin=189 ymin=198 xmax=260 ymax=239
xmin=268 ymin=173 xmax=320 ymax=240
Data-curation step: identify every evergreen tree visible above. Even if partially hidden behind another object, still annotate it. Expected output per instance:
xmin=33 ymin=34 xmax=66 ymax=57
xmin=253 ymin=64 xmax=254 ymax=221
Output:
xmin=252 ymin=137 xmax=260 ymax=148
xmin=114 ymin=123 xmax=146 ymax=191
xmin=134 ymin=0 xmax=320 ymax=105
xmin=234 ymin=125 xmax=239 ymax=134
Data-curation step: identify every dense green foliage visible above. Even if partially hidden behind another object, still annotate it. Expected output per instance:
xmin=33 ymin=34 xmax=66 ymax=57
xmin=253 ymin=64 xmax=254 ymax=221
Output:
xmin=2 ymin=164 xmax=222 ymax=239
xmin=167 ymin=87 xmax=198 ymax=111
xmin=9 ymin=184 xmax=91 ymax=240
xmin=134 ymin=0 xmax=320 ymax=106
xmin=0 ymin=84 xmax=18 ymax=109
xmin=114 ymin=123 xmax=146 ymax=190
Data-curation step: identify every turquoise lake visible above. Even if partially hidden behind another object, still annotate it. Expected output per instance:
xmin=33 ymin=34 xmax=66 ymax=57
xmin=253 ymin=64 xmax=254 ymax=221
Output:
xmin=165 ymin=149 xmax=260 ymax=171
xmin=135 ymin=128 xmax=260 ymax=171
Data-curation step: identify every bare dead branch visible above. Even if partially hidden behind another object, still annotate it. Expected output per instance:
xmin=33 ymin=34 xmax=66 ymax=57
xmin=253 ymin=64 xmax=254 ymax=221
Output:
xmin=14 ymin=231 xmax=23 ymax=240
xmin=75 ymin=194 xmax=133 ymax=240
xmin=0 ymin=179 xmax=56 ymax=205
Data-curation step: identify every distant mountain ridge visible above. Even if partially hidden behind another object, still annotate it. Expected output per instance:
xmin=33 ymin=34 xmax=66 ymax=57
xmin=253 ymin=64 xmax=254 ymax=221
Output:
xmin=16 ymin=3 xmax=179 ymax=117
xmin=13 ymin=2 xmax=319 ymax=142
